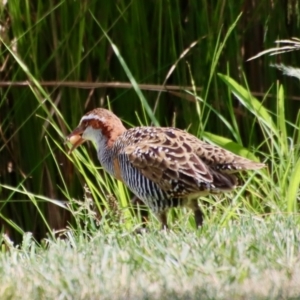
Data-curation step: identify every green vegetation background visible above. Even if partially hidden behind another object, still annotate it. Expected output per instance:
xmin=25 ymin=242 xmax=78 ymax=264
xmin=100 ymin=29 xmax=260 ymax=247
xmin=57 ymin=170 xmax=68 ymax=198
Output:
xmin=0 ymin=0 xmax=300 ymax=242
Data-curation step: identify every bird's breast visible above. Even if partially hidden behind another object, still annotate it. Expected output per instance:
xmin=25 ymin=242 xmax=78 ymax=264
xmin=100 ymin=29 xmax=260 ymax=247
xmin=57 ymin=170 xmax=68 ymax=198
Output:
xmin=112 ymin=157 xmax=124 ymax=182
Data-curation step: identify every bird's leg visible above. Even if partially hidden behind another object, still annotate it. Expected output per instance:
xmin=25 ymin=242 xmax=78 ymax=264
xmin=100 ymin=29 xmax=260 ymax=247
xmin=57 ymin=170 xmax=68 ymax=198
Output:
xmin=131 ymin=196 xmax=149 ymax=227
xmin=157 ymin=211 xmax=168 ymax=230
xmin=194 ymin=206 xmax=203 ymax=228
xmin=186 ymin=200 xmax=203 ymax=228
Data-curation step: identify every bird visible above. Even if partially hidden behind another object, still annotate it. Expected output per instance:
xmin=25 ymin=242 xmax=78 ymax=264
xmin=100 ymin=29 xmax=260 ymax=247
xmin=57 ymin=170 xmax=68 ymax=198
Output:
xmin=67 ymin=108 xmax=265 ymax=229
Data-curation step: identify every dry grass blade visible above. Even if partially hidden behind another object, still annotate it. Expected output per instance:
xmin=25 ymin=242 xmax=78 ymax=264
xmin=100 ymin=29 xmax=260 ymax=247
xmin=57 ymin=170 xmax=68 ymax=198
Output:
xmin=247 ymin=38 xmax=300 ymax=61
xmin=0 ymin=81 xmax=202 ymax=91
xmin=270 ymin=64 xmax=300 ymax=80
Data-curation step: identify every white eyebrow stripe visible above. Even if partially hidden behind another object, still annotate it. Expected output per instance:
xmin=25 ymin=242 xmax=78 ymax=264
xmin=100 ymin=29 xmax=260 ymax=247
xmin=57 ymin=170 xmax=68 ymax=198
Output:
xmin=80 ymin=114 xmax=106 ymax=123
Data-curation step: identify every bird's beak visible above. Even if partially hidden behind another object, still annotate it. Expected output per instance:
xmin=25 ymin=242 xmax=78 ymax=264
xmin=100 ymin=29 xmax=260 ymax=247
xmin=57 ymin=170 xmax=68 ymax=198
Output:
xmin=66 ymin=126 xmax=86 ymax=154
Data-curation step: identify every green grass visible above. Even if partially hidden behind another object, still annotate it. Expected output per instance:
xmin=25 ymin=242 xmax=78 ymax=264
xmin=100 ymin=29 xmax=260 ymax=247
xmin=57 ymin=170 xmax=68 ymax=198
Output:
xmin=1 ymin=0 xmax=300 ymax=240
xmin=1 ymin=1 xmax=300 ymax=298
xmin=1 ymin=216 xmax=300 ymax=299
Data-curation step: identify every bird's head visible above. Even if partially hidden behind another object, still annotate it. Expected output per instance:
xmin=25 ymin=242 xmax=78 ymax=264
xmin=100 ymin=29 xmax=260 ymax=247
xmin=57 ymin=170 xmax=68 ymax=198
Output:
xmin=66 ymin=108 xmax=127 ymax=154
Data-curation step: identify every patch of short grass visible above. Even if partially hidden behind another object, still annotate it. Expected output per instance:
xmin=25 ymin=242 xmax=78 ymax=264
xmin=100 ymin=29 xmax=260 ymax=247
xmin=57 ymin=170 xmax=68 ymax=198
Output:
xmin=1 ymin=215 xmax=300 ymax=299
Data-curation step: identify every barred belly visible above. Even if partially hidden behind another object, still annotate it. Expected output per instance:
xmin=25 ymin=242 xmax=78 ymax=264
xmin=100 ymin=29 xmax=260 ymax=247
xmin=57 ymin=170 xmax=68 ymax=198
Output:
xmin=118 ymin=154 xmax=182 ymax=212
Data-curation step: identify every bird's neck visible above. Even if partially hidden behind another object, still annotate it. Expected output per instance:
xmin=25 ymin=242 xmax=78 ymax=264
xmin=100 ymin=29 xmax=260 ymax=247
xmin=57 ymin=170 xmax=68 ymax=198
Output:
xmin=95 ymin=125 xmax=126 ymax=176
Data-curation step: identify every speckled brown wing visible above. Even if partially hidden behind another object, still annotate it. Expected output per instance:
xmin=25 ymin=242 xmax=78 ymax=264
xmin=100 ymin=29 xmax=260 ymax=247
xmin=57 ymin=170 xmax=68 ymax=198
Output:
xmin=185 ymin=135 xmax=265 ymax=173
xmin=120 ymin=127 xmax=247 ymax=197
